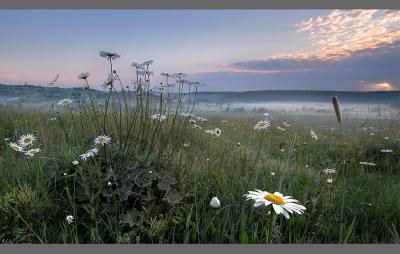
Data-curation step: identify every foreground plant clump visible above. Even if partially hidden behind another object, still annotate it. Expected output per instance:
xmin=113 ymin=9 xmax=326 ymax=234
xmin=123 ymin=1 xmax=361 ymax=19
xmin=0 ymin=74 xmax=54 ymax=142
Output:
xmin=1 ymin=51 xmax=400 ymax=244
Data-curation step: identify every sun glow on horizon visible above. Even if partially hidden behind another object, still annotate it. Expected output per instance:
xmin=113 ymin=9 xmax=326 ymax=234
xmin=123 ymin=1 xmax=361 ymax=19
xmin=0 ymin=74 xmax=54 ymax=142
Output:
xmin=375 ymin=82 xmax=393 ymax=91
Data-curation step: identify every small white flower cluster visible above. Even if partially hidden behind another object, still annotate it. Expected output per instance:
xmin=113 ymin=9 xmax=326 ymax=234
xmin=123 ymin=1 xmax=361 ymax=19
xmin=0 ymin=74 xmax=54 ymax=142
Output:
xmin=8 ymin=134 xmax=41 ymax=158
xmin=151 ymin=113 xmax=167 ymax=122
xmin=205 ymin=128 xmax=222 ymax=138
xmin=310 ymin=129 xmax=318 ymax=140
xmin=254 ymin=113 xmax=271 ymax=131
xmin=77 ymin=135 xmax=111 ymax=162
xmin=381 ymin=148 xmax=393 ymax=153
xmin=57 ymin=98 xmax=73 ymax=107
xmin=359 ymin=161 xmax=376 ymax=166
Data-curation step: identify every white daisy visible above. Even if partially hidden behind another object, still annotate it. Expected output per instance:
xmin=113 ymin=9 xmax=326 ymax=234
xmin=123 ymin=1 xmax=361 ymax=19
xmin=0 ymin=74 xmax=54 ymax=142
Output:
xmin=24 ymin=148 xmax=41 ymax=157
xmin=263 ymin=113 xmax=270 ymax=118
xmin=310 ymin=130 xmax=318 ymax=140
xmin=205 ymin=129 xmax=215 ymax=135
xmin=9 ymin=142 xmax=23 ymax=152
xmin=244 ymin=190 xmax=306 ymax=219
xmin=79 ymin=148 xmax=99 ymax=161
xmin=66 ymin=215 xmax=74 ymax=224
xmin=359 ymin=161 xmax=376 ymax=166
xmin=277 ymin=126 xmax=286 ymax=131
xmin=151 ymin=113 xmax=167 ymax=122
xmin=214 ymin=128 xmax=222 ymax=137
xmin=94 ymin=135 xmax=111 ymax=146
xmin=254 ymin=120 xmax=271 ymax=131
xmin=322 ymin=168 xmax=337 ymax=174
xmin=72 ymin=160 xmax=79 ymax=166
xmin=18 ymin=134 xmax=36 ymax=147
xmin=270 ymin=172 xmax=276 ymax=176
xmin=210 ymin=197 xmax=221 ymax=209
xmin=326 ymin=178 xmax=334 ymax=184
xmin=57 ymin=98 xmax=73 ymax=106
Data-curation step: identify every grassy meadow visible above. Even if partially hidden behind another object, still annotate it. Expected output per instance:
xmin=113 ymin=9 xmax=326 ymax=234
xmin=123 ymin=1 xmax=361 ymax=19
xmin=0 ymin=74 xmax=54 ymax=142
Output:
xmin=1 ymin=54 xmax=400 ymax=244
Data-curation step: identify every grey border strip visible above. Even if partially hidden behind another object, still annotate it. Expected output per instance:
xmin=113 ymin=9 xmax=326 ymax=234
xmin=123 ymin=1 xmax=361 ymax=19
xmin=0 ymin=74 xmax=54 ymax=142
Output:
xmin=0 ymin=244 xmax=400 ymax=254
xmin=0 ymin=0 xmax=400 ymax=9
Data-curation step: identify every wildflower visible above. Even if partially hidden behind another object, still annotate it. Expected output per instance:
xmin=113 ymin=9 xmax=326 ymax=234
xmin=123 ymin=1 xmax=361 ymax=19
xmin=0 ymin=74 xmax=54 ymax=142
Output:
xmin=244 ymin=190 xmax=306 ymax=219
xmin=310 ymin=130 xmax=318 ymax=140
xmin=270 ymin=172 xmax=276 ymax=176
xmin=210 ymin=197 xmax=221 ymax=209
xmin=80 ymin=148 xmax=99 ymax=161
xmin=99 ymin=51 xmax=120 ymax=60
xmin=326 ymin=178 xmax=333 ymax=184
xmin=359 ymin=161 xmax=376 ymax=166
xmin=277 ymin=126 xmax=286 ymax=131
xmin=280 ymin=149 xmax=285 ymax=152
xmin=9 ymin=142 xmax=23 ymax=152
xmin=63 ymin=172 xmax=67 ymax=176
xmin=193 ymin=124 xmax=202 ymax=130
xmin=183 ymin=143 xmax=190 ymax=148
xmin=384 ymin=136 xmax=389 ymax=140
xmin=214 ymin=128 xmax=222 ymax=137
xmin=57 ymin=98 xmax=73 ymax=106
xmin=282 ymin=121 xmax=291 ymax=127
xmin=107 ymin=181 xmax=112 ymax=186
xmin=237 ymin=142 xmax=241 ymax=146
xmin=370 ymin=133 xmax=375 ymax=136
xmin=305 ymin=164 xmax=309 ymax=168
xmin=381 ymin=149 xmax=393 ymax=153
xmin=322 ymin=168 xmax=337 ymax=174
xmin=94 ymin=135 xmax=111 ymax=146
xmin=24 ymin=148 xmax=41 ymax=157
xmin=77 ymin=72 xmax=90 ymax=80
xmin=18 ymin=134 xmax=35 ymax=147
xmin=151 ymin=113 xmax=167 ymax=122
xmin=221 ymin=120 xmax=228 ymax=124
xmin=263 ymin=113 xmax=270 ymax=118
xmin=66 ymin=215 xmax=74 ymax=224
xmin=254 ymin=120 xmax=271 ymax=131
xmin=189 ymin=119 xmax=196 ymax=124
xmin=131 ymin=62 xmax=144 ymax=69
xmin=205 ymin=129 xmax=215 ymax=135
xmin=72 ymin=160 xmax=79 ymax=166
xmin=49 ymin=117 xmax=57 ymax=121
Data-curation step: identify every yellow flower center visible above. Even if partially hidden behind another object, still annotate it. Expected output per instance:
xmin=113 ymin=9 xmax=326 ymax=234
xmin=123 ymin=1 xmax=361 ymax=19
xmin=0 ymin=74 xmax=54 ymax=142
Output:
xmin=99 ymin=137 xmax=106 ymax=142
xmin=264 ymin=193 xmax=285 ymax=205
xmin=23 ymin=138 xmax=32 ymax=143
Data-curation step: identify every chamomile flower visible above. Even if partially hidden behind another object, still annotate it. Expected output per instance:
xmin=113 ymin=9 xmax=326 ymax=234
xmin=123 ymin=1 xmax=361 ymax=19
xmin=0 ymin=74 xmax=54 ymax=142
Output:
xmin=277 ymin=126 xmax=286 ymax=131
xmin=79 ymin=148 xmax=99 ymax=161
xmin=57 ymin=98 xmax=73 ymax=106
xmin=322 ymin=168 xmax=337 ymax=174
xmin=18 ymin=134 xmax=36 ymax=147
xmin=359 ymin=161 xmax=376 ymax=166
xmin=9 ymin=142 xmax=23 ymax=152
xmin=205 ymin=129 xmax=215 ymax=135
xmin=151 ymin=113 xmax=167 ymax=122
xmin=66 ymin=215 xmax=74 ymax=224
xmin=254 ymin=120 xmax=271 ymax=131
xmin=244 ymin=190 xmax=306 ymax=219
xmin=24 ymin=148 xmax=41 ymax=157
xmin=310 ymin=129 xmax=318 ymax=140
xmin=214 ymin=128 xmax=222 ymax=137
xmin=94 ymin=135 xmax=111 ymax=146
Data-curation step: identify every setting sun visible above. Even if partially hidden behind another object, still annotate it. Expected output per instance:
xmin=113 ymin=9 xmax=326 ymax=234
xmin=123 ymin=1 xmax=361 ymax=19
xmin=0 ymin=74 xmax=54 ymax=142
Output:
xmin=375 ymin=82 xmax=393 ymax=91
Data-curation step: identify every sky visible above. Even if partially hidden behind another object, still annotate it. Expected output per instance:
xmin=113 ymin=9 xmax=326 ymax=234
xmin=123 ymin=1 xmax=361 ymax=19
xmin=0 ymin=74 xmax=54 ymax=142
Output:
xmin=0 ymin=10 xmax=399 ymax=91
